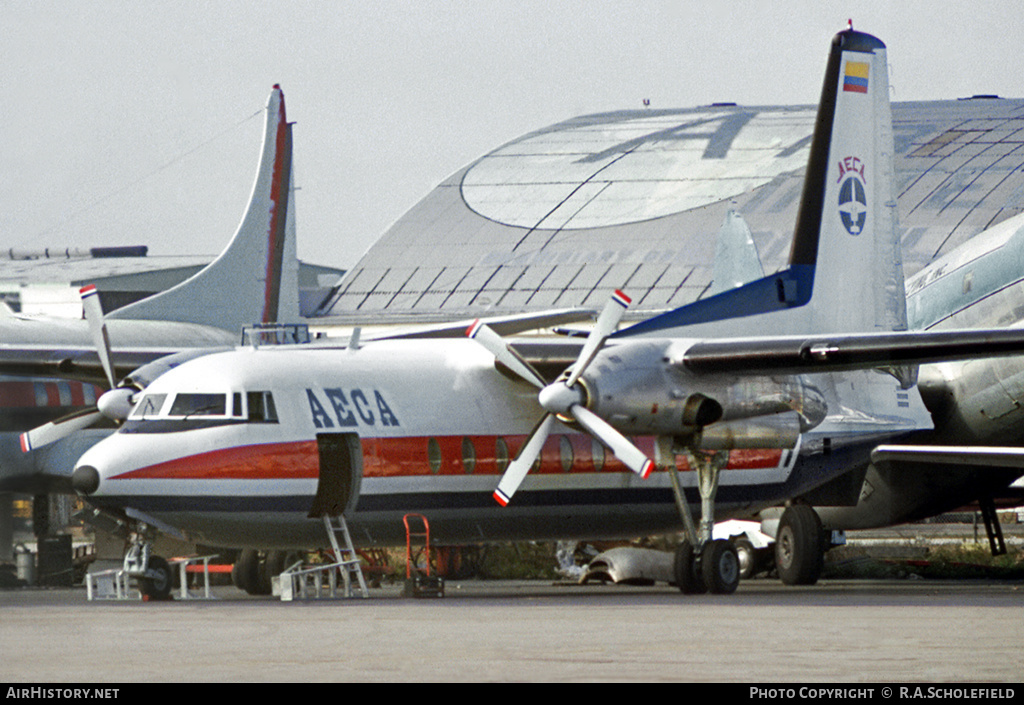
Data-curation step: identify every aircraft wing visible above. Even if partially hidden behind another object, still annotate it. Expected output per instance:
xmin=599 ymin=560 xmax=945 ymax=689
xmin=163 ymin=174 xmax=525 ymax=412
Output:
xmin=0 ymin=345 xmax=214 ymax=386
xmin=371 ymin=308 xmax=596 ymax=340
xmin=871 ymin=444 xmax=1024 ymax=471
xmin=678 ymin=328 xmax=1024 ymax=375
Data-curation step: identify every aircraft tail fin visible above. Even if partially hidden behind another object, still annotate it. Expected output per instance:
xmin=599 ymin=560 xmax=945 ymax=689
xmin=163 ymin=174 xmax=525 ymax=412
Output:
xmin=108 ymin=85 xmax=300 ymax=332
xmin=620 ymin=29 xmax=904 ymax=338
xmin=706 ymin=210 xmax=764 ymax=296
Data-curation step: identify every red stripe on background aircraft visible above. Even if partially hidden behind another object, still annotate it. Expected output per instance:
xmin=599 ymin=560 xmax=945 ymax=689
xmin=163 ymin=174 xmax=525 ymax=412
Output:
xmin=0 ymin=84 xmax=299 ymax=559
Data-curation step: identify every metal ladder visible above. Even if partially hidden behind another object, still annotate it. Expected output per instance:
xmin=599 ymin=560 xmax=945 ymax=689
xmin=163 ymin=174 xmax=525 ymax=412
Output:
xmin=323 ymin=514 xmax=369 ymax=598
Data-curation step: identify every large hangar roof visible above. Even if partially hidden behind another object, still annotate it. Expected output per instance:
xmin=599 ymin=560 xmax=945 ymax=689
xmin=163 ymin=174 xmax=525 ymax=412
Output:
xmin=319 ymin=98 xmax=1024 ymax=324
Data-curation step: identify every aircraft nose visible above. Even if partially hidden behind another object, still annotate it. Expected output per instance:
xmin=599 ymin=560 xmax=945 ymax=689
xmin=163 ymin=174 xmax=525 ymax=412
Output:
xmin=72 ymin=465 xmax=101 ymax=496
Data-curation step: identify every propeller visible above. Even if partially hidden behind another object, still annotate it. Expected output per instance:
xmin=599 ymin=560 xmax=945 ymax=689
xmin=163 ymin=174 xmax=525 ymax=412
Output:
xmin=20 ymin=285 xmax=137 ymax=452
xmin=468 ymin=290 xmax=654 ymax=506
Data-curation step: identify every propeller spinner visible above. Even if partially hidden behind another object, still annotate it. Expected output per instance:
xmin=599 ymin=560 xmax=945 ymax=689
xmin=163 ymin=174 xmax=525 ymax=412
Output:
xmin=468 ymin=290 xmax=654 ymax=506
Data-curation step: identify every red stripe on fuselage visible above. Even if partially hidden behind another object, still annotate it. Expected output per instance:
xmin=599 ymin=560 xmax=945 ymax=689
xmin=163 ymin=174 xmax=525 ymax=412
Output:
xmin=108 ymin=435 xmax=784 ymax=482
xmin=113 ymin=441 xmax=320 ymax=481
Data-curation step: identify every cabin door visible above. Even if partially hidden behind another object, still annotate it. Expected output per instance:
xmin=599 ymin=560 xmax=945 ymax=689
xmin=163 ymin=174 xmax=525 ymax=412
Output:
xmin=309 ymin=433 xmax=363 ymax=517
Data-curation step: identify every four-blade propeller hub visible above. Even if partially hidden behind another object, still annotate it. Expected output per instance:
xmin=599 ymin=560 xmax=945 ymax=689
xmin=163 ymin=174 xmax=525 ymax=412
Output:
xmin=537 ymin=380 xmax=585 ymax=416
xmin=467 ymin=289 xmax=654 ymax=506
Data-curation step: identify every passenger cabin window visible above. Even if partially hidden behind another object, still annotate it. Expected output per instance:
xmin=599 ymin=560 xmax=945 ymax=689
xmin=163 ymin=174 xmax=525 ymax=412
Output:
xmin=247 ymin=391 xmax=278 ymax=423
xmin=130 ymin=394 xmax=167 ymax=419
xmin=168 ymin=393 xmax=227 ymax=417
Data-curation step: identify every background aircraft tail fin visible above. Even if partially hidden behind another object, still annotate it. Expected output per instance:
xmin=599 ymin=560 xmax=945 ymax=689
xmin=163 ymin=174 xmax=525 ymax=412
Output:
xmin=706 ymin=210 xmax=764 ymax=296
xmin=620 ymin=29 xmax=904 ymax=338
xmin=108 ymin=85 xmax=300 ymax=333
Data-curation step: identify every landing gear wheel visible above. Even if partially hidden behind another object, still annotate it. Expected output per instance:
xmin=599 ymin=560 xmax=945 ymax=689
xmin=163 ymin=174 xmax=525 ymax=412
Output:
xmin=140 ymin=555 xmax=172 ymax=600
xmin=232 ymin=549 xmax=262 ymax=595
xmin=673 ymin=540 xmax=707 ymax=594
xmin=775 ymin=505 xmax=825 ymax=586
xmin=262 ymin=550 xmax=301 ymax=592
xmin=734 ymin=538 xmax=758 ymax=580
xmin=254 ymin=551 xmax=276 ymax=596
xmin=701 ymin=539 xmax=740 ymax=594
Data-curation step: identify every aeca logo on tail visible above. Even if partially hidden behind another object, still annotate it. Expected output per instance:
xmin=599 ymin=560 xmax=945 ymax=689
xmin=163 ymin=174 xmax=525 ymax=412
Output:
xmin=837 ymin=156 xmax=867 ymax=236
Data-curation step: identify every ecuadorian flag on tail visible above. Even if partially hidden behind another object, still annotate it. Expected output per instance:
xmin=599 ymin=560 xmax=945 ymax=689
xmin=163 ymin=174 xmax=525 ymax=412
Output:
xmin=843 ymin=61 xmax=869 ymax=93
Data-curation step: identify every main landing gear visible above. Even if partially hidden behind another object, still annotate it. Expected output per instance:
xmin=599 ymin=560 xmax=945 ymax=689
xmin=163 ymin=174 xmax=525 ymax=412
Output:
xmin=774 ymin=504 xmax=826 ymax=586
xmin=232 ymin=549 xmax=302 ymax=595
xmin=658 ymin=437 xmax=740 ymax=595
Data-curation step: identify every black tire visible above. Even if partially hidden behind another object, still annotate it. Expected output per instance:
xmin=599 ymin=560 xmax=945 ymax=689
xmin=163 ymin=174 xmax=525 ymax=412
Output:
xmin=775 ymin=505 xmax=825 ymax=586
xmin=254 ymin=551 xmax=275 ymax=596
xmin=140 ymin=555 xmax=173 ymax=600
xmin=262 ymin=550 xmax=302 ymax=592
xmin=734 ymin=538 xmax=759 ymax=580
xmin=701 ymin=539 xmax=740 ymax=594
xmin=232 ymin=549 xmax=261 ymax=595
xmin=673 ymin=540 xmax=706 ymax=594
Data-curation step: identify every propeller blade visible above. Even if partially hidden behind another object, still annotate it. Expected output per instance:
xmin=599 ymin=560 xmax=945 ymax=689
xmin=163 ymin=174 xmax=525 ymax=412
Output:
xmin=570 ymin=405 xmax=654 ymax=479
xmin=565 ymin=290 xmax=630 ymax=387
xmin=467 ymin=319 xmax=546 ymax=388
xmin=494 ymin=414 xmax=555 ymax=506
xmin=20 ymin=408 xmax=104 ymax=453
xmin=80 ymin=285 xmax=117 ymax=389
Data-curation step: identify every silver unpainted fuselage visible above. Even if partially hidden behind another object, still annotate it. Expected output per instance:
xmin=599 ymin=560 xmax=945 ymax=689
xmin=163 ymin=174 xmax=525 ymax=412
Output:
xmin=818 ymin=215 xmax=1024 ymax=529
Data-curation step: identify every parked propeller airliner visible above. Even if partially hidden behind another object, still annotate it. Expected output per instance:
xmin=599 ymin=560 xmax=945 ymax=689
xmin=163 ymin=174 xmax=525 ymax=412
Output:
xmin=0 ymin=84 xmax=299 ymax=553
xmin=66 ymin=29 xmax=1024 ymax=598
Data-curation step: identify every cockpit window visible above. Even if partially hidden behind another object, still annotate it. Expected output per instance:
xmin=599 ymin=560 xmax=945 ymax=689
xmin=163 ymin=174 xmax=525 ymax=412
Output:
xmin=247 ymin=391 xmax=278 ymax=423
xmin=131 ymin=394 xmax=167 ymax=419
xmin=168 ymin=393 xmax=227 ymax=417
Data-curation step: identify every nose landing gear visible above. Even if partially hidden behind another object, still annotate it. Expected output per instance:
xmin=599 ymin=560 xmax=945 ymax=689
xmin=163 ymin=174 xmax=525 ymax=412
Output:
xmin=123 ymin=539 xmax=173 ymax=600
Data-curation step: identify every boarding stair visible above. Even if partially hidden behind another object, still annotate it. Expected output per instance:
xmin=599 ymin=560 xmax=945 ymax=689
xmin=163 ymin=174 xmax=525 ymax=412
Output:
xmin=324 ymin=514 xmax=369 ymax=598
xmin=273 ymin=514 xmax=368 ymax=601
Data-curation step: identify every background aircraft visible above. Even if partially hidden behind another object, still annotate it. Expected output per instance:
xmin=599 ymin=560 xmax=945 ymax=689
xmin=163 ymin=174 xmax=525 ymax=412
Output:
xmin=0 ymin=85 xmax=299 ymax=560
xmin=68 ymin=29 xmax=1024 ymax=598
xmin=811 ymin=212 xmax=1024 ymax=554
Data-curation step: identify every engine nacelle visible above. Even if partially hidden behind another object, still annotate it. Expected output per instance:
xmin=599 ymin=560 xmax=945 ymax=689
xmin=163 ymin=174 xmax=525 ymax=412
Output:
xmin=697 ymin=412 xmax=802 ymax=450
xmin=584 ymin=339 xmax=827 ymax=437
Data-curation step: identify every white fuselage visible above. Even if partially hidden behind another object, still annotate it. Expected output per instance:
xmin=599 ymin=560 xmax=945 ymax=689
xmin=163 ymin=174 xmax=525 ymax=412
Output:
xmin=75 ymin=338 xmax=925 ymax=549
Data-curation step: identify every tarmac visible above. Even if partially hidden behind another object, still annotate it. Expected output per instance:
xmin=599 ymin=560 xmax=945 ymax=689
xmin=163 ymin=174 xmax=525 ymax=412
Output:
xmin=2 ymin=519 xmax=1023 ymax=683
xmin=1 ymin=576 xmax=1022 ymax=683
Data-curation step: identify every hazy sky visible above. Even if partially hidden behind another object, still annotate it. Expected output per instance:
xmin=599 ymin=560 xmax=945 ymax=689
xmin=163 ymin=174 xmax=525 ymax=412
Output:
xmin=3 ymin=1 xmax=1021 ymax=270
